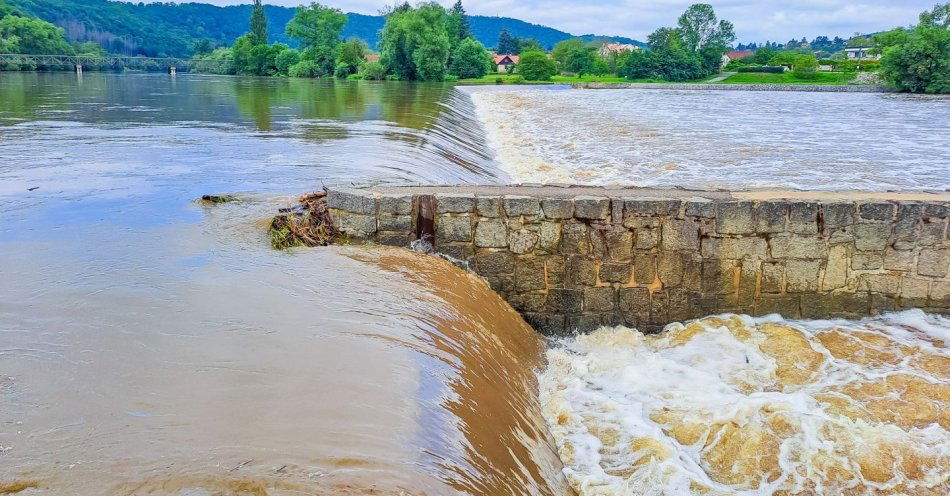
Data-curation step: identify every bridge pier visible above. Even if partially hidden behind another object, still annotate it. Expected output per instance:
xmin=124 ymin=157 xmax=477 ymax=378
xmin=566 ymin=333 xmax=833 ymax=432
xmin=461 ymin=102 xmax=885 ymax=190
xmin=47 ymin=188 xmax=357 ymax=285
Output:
xmin=75 ymin=64 xmax=82 ymax=74
xmin=169 ymin=66 xmax=176 ymax=76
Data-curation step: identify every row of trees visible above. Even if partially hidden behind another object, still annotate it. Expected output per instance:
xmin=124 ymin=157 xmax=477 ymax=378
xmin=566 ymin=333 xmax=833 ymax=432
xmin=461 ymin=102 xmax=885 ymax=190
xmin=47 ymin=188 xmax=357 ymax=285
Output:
xmin=0 ymin=1 xmax=113 ymax=70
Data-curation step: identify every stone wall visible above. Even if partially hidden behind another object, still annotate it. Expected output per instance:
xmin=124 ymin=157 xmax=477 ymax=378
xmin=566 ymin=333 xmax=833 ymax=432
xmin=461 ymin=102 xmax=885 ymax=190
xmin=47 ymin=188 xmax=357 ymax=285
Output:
xmin=573 ymin=82 xmax=888 ymax=92
xmin=327 ymin=186 xmax=950 ymax=334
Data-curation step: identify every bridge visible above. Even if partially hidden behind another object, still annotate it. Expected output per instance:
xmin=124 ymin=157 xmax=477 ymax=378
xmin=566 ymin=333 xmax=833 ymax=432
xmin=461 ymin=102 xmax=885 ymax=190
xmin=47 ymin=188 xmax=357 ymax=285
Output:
xmin=0 ymin=53 xmax=230 ymax=73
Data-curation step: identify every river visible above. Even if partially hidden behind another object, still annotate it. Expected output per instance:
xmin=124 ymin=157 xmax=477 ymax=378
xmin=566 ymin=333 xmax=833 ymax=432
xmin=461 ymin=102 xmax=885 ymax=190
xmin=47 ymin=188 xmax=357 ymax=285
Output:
xmin=0 ymin=73 xmax=947 ymax=495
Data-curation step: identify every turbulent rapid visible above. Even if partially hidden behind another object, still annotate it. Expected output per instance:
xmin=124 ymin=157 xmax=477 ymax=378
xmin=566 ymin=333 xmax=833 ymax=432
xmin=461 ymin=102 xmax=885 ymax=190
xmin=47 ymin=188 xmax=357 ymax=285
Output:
xmin=467 ymin=87 xmax=950 ymax=191
xmin=539 ymin=311 xmax=950 ymax=495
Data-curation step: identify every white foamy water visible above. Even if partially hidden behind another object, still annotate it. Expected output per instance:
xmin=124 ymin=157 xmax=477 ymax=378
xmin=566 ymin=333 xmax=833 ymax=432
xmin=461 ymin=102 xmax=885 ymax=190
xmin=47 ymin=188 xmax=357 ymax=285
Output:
xmin=468 ymin=88 xmax=950 ymax=191
xmin=539 ymin=310 xmax=950 ymax=495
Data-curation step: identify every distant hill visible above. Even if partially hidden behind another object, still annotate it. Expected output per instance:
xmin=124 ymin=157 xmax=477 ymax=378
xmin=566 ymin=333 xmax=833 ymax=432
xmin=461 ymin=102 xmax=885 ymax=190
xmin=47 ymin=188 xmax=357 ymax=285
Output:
xmin=4 ymin=0 xmax=643 ymax=57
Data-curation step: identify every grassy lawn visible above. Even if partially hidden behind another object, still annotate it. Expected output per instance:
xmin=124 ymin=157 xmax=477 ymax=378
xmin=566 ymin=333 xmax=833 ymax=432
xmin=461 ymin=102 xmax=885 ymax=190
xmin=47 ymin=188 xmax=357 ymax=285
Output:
xmin=457 ymin=72 xmax=627 ymax=85
xmin=720 ymin=71 xmax=857 ymax=85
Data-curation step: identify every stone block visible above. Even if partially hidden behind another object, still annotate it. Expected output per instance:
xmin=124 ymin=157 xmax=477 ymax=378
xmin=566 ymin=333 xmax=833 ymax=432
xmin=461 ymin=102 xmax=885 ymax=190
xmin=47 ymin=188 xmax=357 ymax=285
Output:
xmin=545 ymin=256 xmax=566 ymax=286
xmin=565 ymin=314 xmax=611 ymax=333
xmin=923 ymin=203 xmax=949 ymax=218
xmin=788 ymin=201 xmax=819 ymax=234
xmin=786 ymin=260 xmax=821 ymax=292
xmin=862 ymin=273 xmax=900 ymax=294
xmin=619 ymin=287 xmax=651 ymax=316
xmin=584 ymin=287 xmax=616 ymax=312
xmin=436 ymin=193 xmax=475 ymax=213
xmin=378 ymin=194 xmax=412 ymax=215
xmin=332 ymin=210 xmax=377 ymax=237
xmin=657 ymin=252 xmax=686 ymax=287
xmin=541 ymin=198 xmax=574 ymax=219
xmin=435 ymin=243 xmax=473 ymax=262
xmin=436 ymin=215 xmax=472 ymax=243
xmin=327 ymin=188 xmax=376 ymax=214
xmin=482 ymin=273 xmax=513 ymax=294
xmin=560 ymin=222 xmax=590 ymax=254
xmin=853 ymin=223 xmax=892 ymax=252
xmin=539 ymin=221 xmax=562 ymax=252
xmin=504 ymin=195 xmax=541 ymax=217
xmin=821 ymin=244 xmax=850 ymax=291
xmin=918 ymin=248 xmax=949 ymax=277
xmin=522 ymin=313 xmax=566 ymax=336
xmin=685 ymin=198 xmax=716 ymax=218
xmin=661 ymin=218 xmax=700 ymax=251
xmin=716 ymin=201 xmax=755 ymax=234
xmin=822 ymin=202 xmax=856 ymax=230
xmin=894 ymin=203 xmax=922 ymax=239
xmin=720 ymin=237 xmax=768 ymax=260
xmin=755 ymin=296 xmax=800 ymax=318
xmin=508 ymin=229 xmax=539 ymax=254
xmin=635 ymin=228 xmax=659 ymax=250
xmin=574 ymin=196 xmax=611 ymax=220
xmin=474 ymin=219 xmax=508 ymax=248
xmin=852 ymin=252 xmax=883 ymax=270
xmin=474 ymin=251 xmax=514 ymax=275
xmin=932 ymin=281 xmax=950 ymax=302
xmin=476 ymin=196 xmax=502 ymax=218
xmin=754 ymin=201 xmax=787 ymax=233
xmin=567 ymin=256 xmax=597 ymax=286
xmin=634 ymin=254 xmax=656 ymax=285
xmin=801 ymin=293 xmax=868 ymax=319
xmin=769 ymin=234 xmax=828 ymax=259
xmin=378 ymin=214 xmax=412 ymax=232
xmin=919 ymin=219 xmax=947 ymax=246
xmin=514 ymin=257 xmax=546 ymax=291
xmin=600 ymin=262 xmax=632 ymax=284
xmin=548 ymin=289 xmax=583 ymax=314
xmin=883 ymin=248 xmax=915 ymax=271
xmin=761 ymin=262 xmax=785 ymax=294
xmin=738 ymin=260 xmax=758 ymax=306
xmin=508 ymin=292 xmax=547 ymax=313
xmin=703 ymin=260 xmax=738 ymax=295
xmin=605 ymin=228 xmax=633 ymax=260
xmin=859 ymin=201 xmax=896 ymax=222
xmin=624 ymin=197 xmax=680 ymax=217
xmin=377 ymin=233 xmax=412 ymax=247
xmin=870 ymin=293 xmax=900 ymax=314
xmin=901 ymin=277 xmax=930 ymax=299
xmin=701 ymin=237 xmax=721 ymax=258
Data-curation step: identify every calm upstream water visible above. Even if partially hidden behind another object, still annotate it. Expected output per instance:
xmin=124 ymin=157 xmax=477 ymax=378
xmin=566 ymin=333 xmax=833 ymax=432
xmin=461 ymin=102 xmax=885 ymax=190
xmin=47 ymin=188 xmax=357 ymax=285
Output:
xmin=0 ymin=73 xmax=948 ymax=495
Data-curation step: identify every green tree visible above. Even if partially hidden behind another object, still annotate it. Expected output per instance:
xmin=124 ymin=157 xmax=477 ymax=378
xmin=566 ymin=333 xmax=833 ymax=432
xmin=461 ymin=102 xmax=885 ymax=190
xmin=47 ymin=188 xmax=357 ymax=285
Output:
xmin=768 ymin=51 xmax=799 ymax=67
xmin=751 ymin=45 xmax=776 ymax=64
xmin=552 ymin=38 xmax=584 ymax=66
xmin=359 ymin=60 xmax=386 ymax=80
xmin=450 ymin=36 xmax=491 ymax=78
xmin=336 ymin=37 xmax=367 ymax=77
xmin=286 ymin=2 xmax=347 ymax=77
xmin=378 ymin=2 xmax=451 ymax=81
xmin=563 ymin=45 xmax=595 ymax=75
xmin=193 ymin=38 xmax=214 ymax=56
xmin=275 ymin=47 xmax=300 ymax=75
xmin=497 ymin=27 xmax=519 ymax=54
xmin=518 ymin=49 xmax=556 ymax=80
xmin=0 ymin=15 xmax=73 ymax=55
xmin=518 ymin=38 xmax=543 ymax=53
xmin=878 ymin=4 xmax=950 ymax=93
xmin=791 ymin=54 xmax=819 ymax=79
xmin=446 ymin=0 xmax=470 ymax=47
xmin=676 ymin=3 xmax=735 ymax=53
xmin=647 ymin=27 xmax=683 ymax=51
xmin=249 ymin=0 xmax=268 ymax=45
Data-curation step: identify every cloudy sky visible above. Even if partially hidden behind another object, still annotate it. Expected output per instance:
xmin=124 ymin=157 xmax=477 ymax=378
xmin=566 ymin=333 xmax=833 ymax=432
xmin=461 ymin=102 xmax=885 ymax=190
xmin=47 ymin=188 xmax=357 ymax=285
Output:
xmin=196 ymin=1 xmax=931 ymax=43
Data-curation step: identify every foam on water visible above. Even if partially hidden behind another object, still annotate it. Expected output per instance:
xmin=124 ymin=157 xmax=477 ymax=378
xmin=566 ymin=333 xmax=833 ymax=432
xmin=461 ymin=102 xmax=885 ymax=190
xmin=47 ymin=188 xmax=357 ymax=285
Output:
xmin=539 ymin=310 xmax=950 ymax=495
xmin=468 ymin=88 xmax=950 ymax=191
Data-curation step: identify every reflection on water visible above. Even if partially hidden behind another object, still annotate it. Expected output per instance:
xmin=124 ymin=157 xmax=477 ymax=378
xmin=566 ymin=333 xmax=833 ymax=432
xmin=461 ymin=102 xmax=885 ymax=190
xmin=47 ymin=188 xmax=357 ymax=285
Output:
xmin=541 ymin=312 xmax=949 ymax=495
xmin=469 ymin=87 xmax=950 ymax=191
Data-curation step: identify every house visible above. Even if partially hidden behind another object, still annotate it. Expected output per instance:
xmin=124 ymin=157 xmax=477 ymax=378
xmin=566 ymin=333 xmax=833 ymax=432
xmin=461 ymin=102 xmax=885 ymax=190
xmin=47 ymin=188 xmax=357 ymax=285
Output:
xmin=493 ymin=54 xmax=519 ymax=73
xmin=843 ymin=47 xmax=880 ymax=60
xmin=721 ymin=49 xmax=755 ymax=67
xmin=598 ymin=42 xmax=640 ymax=58
xmin=364 ymin=53 xmax=380 ymax=63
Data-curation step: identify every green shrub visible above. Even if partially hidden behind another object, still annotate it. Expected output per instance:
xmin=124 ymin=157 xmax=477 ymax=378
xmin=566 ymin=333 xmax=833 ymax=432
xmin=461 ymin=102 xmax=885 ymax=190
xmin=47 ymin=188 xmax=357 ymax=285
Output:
xmin=346 ymin=73 xmax=364 ymax=80
xmin=792 ymin=54 xmax=819 ymax=79
xmin=449 ymin=37 xmax=492 ymax=79
xmin=495 ymin=76 xmax=503 ymax=84
xmin=288 ymin=59 xmax=320 ymax=78
xmin=358 ymin=60 xmax=386 ymax=80
xmin=518 ymin=50 xmax=557 ymax=81
xmin=275 ymin=48 xmax=300 ymax=76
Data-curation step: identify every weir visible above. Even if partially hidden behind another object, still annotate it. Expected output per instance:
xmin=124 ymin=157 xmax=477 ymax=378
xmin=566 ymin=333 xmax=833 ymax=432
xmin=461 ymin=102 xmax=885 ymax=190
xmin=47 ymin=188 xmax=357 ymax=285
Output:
xmin=327 ymin=185 xmax=950 ymax=334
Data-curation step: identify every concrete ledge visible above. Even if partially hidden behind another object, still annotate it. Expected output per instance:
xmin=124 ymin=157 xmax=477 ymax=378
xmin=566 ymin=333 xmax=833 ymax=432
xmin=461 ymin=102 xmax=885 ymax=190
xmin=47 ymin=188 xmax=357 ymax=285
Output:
xmin=572 ymin=82 xmax=890 ymax=92
xmin=328 ymin=185 xmax=950 ymax=334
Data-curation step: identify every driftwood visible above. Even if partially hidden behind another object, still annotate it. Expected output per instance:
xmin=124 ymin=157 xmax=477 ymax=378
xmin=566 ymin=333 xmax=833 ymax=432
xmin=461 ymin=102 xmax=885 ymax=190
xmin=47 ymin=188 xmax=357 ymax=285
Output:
xmin=268 ymin=190 xmax=335 ymax=249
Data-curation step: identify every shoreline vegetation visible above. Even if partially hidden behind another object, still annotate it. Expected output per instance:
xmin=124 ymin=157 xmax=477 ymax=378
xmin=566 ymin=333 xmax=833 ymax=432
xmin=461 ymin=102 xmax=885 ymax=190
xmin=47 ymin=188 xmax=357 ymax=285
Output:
xmin=0 ymin=1 xmax=947 ymax=93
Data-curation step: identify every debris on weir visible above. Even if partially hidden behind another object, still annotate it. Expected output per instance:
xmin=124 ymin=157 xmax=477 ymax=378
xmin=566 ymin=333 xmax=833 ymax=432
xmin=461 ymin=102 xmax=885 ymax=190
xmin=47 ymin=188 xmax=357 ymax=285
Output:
xmin=198 ymin=194 xmax=239 ymax=205
xmin=268 ymin=191 xmax=335 ymax=249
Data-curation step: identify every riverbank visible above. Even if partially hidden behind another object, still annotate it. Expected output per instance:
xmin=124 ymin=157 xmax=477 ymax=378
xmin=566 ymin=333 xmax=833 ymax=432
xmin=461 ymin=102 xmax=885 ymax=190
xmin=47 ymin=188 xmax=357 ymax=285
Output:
xmin=572 ymin=81 xmax=888 ymax=92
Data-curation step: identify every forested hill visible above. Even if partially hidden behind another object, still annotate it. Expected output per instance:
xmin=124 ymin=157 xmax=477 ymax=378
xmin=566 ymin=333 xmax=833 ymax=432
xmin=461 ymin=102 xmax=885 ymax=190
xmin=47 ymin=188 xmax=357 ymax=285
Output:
xmin=4 ymin=0 xmax=642 ymax=57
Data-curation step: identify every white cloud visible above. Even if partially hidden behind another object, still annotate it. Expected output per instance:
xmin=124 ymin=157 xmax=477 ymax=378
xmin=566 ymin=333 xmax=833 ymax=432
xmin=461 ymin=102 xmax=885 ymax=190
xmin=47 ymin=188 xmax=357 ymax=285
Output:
xmin=187 ymin=1 xmax=932 ymax=42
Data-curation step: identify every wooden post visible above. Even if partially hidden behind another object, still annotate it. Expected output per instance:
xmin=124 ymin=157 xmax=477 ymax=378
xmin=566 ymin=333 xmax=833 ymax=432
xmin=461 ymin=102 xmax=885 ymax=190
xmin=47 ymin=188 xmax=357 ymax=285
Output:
xmin=415 ymin=195 xmax=436 ymax=247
